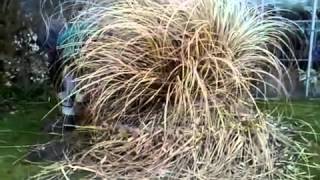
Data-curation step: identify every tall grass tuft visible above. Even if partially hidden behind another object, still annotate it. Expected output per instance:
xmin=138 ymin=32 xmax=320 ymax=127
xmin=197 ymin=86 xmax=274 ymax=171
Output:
xmin=33 ymin=0 xmax=319 ymax=179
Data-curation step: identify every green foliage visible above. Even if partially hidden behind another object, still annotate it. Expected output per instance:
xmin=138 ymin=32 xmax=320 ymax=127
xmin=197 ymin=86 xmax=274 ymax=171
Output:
xmin=0 ymin=83 xmax=52 ymax=103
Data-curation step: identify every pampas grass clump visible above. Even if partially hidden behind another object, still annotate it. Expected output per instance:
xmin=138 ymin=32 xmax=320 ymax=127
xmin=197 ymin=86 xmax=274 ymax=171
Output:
xmin=34 ymin=0 xmax=318 ymax=179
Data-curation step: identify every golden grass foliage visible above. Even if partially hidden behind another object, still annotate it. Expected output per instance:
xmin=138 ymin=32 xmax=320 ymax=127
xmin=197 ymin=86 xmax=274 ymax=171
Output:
xmin=34 ymin=0 xmax=318 ymax=179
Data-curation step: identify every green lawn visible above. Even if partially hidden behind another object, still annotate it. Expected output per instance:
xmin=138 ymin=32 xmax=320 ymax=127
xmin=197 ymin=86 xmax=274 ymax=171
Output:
xmin=0 ymin=102 xmax=52 ymax=180
xmin=259 ymin=100 xmax=320 ymax=179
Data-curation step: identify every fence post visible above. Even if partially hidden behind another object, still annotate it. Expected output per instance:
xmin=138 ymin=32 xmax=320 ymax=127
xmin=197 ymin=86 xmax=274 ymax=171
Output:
xmin=306 ymin=0 xmax=318 ymax=97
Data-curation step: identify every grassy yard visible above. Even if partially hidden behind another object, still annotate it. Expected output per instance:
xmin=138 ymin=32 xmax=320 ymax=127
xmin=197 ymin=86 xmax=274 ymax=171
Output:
xmin=0 ymin=100 xmax=319 ymax=179
xmin=0 ymin=102 xmax=52 ymax=180
xmin=259 ymin=100 xmax=320 ymax=179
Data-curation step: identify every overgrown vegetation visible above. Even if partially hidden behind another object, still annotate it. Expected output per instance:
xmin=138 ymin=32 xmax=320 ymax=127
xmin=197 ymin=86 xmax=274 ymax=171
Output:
xmin=29 ymin=0 xmax=319 ymax=179
xmin=1 ymin=100 xmax=319 ymax=179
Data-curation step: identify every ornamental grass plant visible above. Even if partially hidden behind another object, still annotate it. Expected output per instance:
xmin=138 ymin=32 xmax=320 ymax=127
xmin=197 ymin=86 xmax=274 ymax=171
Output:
xmin=33 ymin=0 xmax=319 ymax=179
